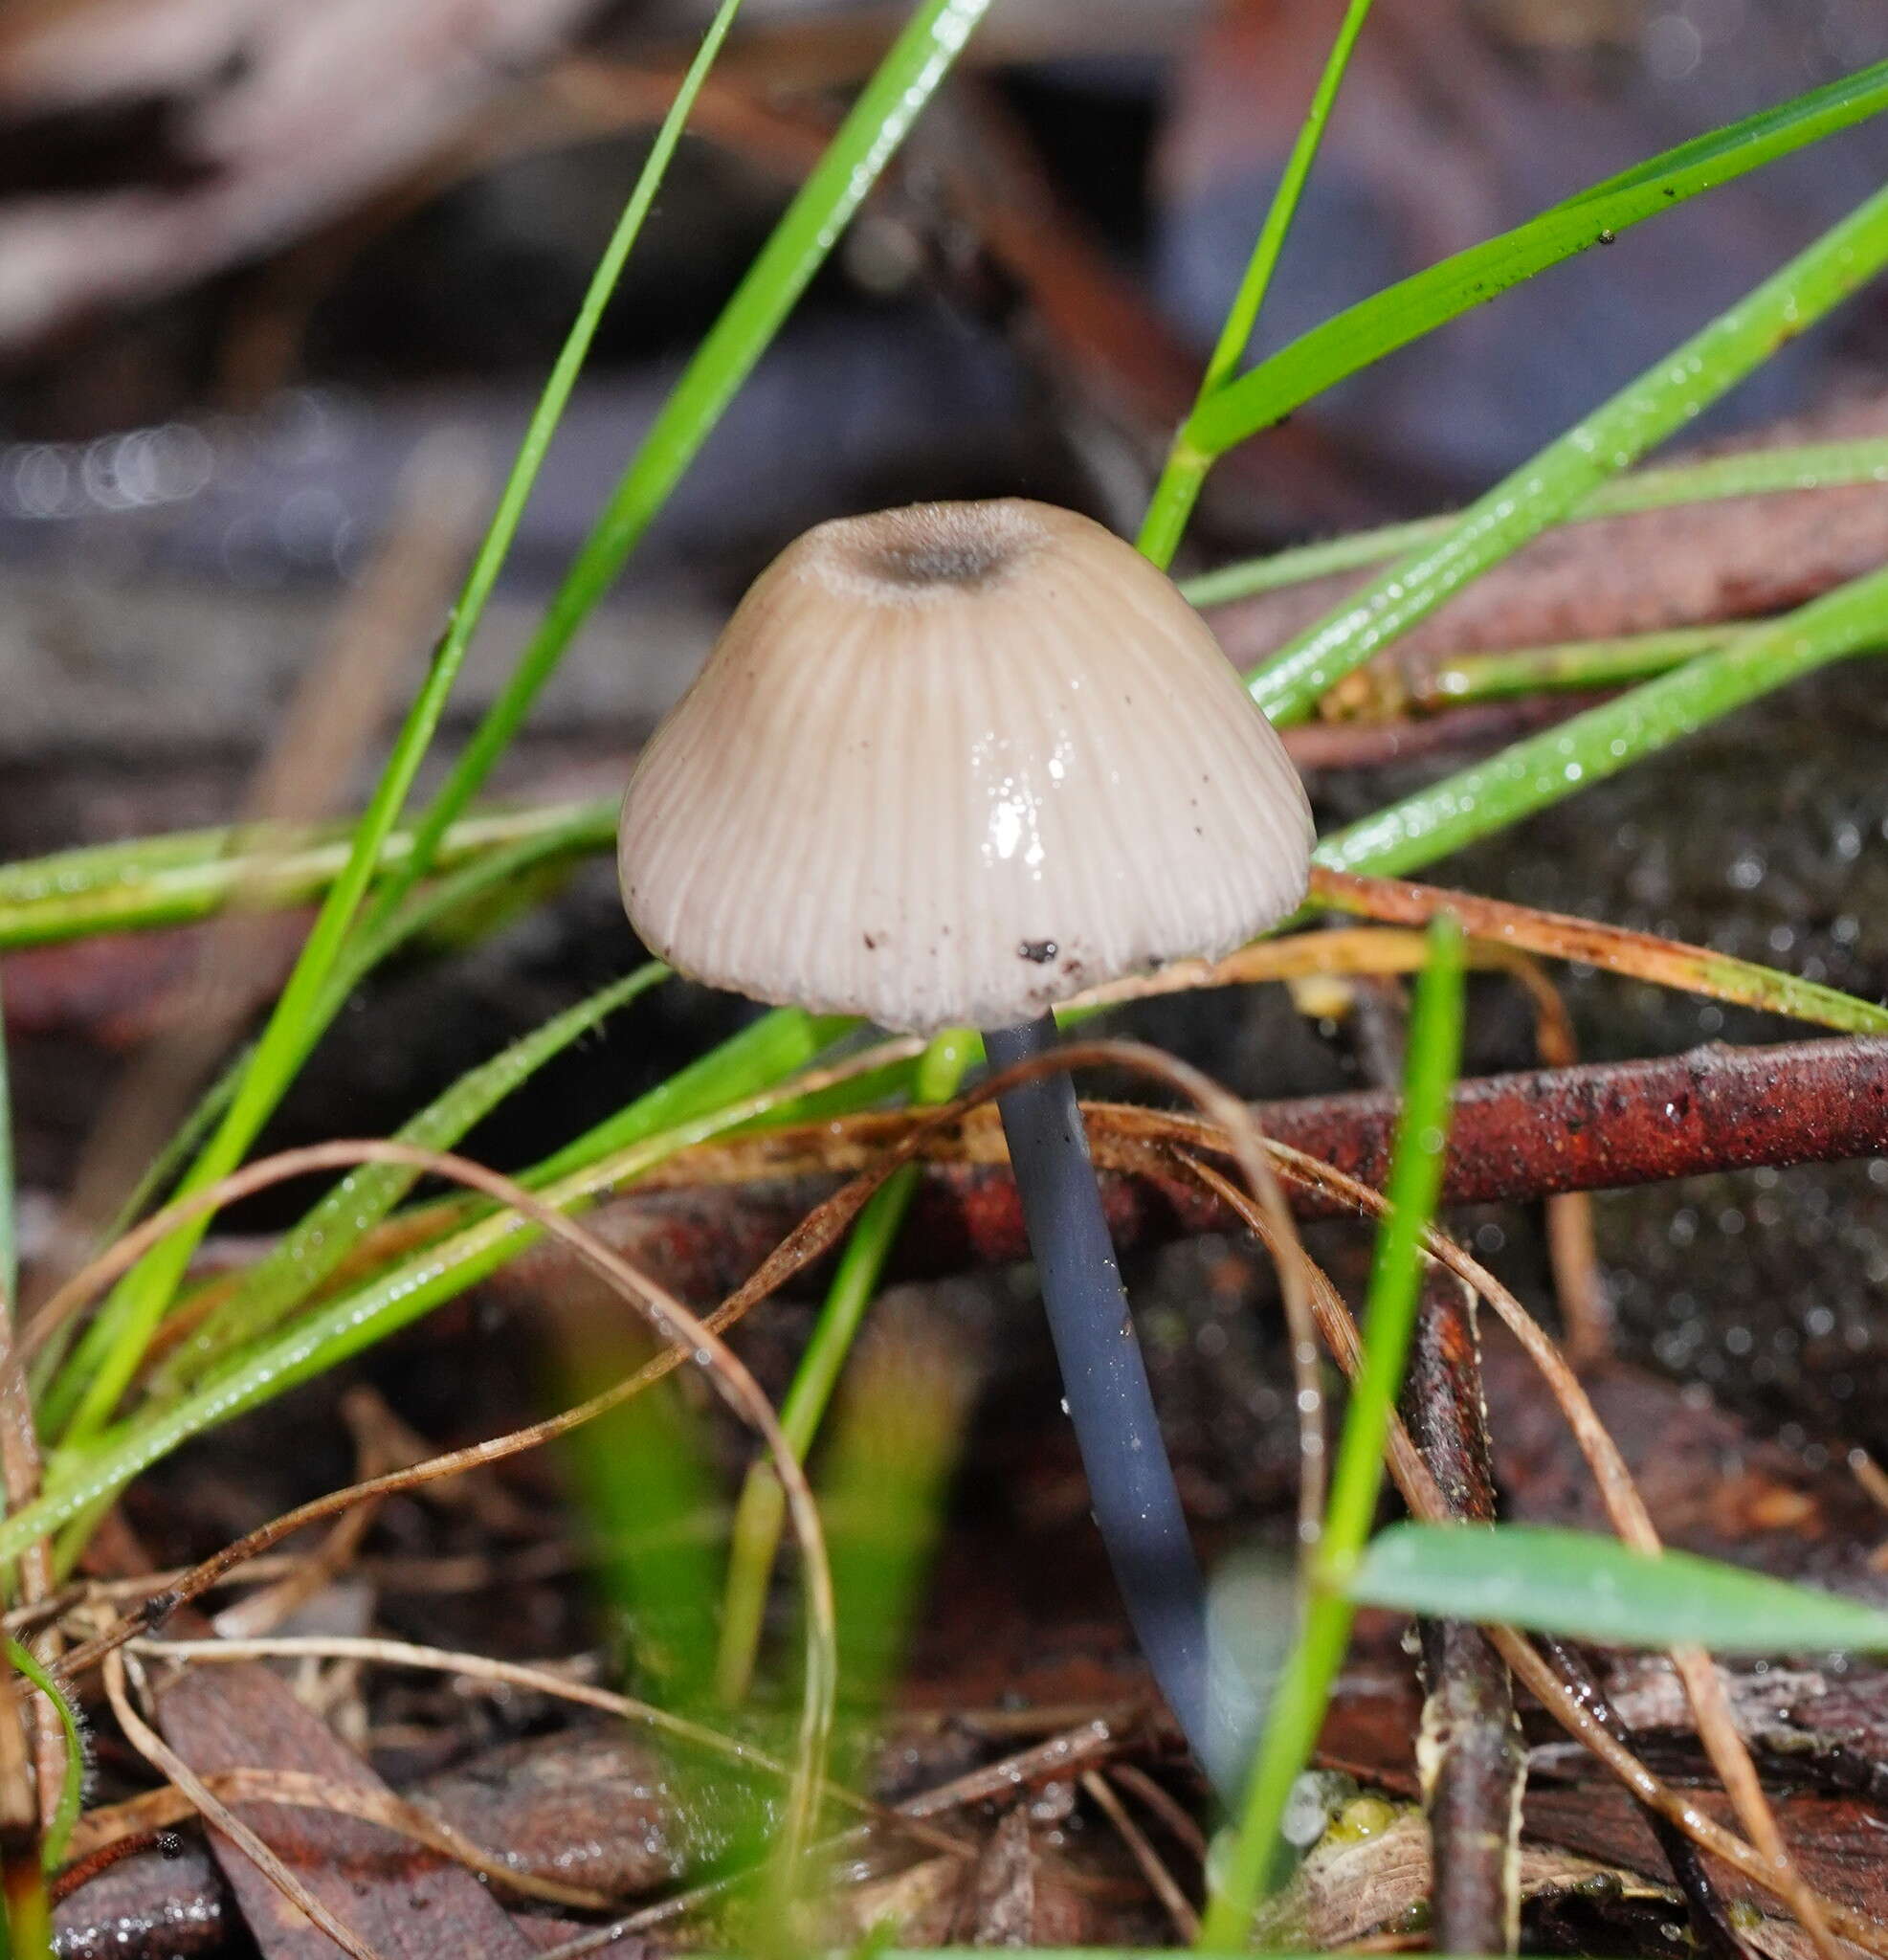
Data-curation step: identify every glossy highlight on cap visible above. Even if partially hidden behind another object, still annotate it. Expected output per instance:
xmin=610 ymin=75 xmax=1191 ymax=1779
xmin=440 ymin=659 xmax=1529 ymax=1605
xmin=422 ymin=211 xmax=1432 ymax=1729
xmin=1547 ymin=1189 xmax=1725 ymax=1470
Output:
xmin=619 ymin=498 xmax=1315 ymax=1033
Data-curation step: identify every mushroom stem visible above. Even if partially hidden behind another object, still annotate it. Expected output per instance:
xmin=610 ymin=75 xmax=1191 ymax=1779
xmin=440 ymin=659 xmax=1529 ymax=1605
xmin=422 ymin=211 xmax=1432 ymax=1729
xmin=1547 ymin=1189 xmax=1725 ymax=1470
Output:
xmin=984 ymin=1014 xmax=1217 ymax=1782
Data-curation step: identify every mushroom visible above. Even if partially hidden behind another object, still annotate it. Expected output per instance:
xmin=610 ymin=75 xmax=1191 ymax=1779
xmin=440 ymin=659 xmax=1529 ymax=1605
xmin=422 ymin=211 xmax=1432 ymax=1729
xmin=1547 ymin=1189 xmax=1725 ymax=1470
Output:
xmin=619 ymin=498 xmax=1314 ymax=1786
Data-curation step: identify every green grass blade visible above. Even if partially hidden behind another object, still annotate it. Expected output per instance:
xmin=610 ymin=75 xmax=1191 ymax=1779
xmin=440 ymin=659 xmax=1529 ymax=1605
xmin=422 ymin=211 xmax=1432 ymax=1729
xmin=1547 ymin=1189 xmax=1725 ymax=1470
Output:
xmin=523 ymin=1007 xmax=855 ymax=1189
xmin=1417 ymin=626 xmax=1734 ymax=705
xmin=144 ymin=965 xmax=667 ymax=1403
xmin=1351 ymin=1523 xmax=1888 ymax=1654
xmin=4 ymin=1643 xmax=82 ymax=1872
xmin=1201 ymin=917 xmax=1464 ymax=1946
xmin=1186 ymin=59 xmax=1888 ymax=460
xmin=714 ymin=1031 xmax=970 ymax=1704
xmin=560 ymin=1348 xmax=722 ymax=1706
xmin=1138 ymin=0 xmax=1376 ymax=567
xmin=372 ymin=0 xmax=994 ymax=922
xmin=1323 ymin=917 xmax=1465 ymax=1563
xmin=1180 ymin=437 xmax=1888 ymax=609
xmin=410 ymin=0 xmax=746 ymax=797
xmin=1316 ymin=555 xmax=1888 ymax=880
xmin=0 ymin=802 xmax=616 ymax=951
xmin=1249 ymin=177 xmax=1888 ymax=725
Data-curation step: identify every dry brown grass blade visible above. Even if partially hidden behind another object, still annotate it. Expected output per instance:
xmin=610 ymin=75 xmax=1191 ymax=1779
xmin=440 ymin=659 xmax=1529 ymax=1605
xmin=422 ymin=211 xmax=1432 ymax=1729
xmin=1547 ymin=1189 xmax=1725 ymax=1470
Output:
xmin=1174 ymin=1145 xmax=1853 ymax=1960
xmin=26 ymin=1137 xmax=836 ymax=1879
xmin=1309 ymin=867 xmax=1859 ymax=1030
xmin=102 ymin=1648 xmax=387 ymax=1960
xmin=1082 ymin=1769 xmax=1199 ymax=1940
xmin=1109 ymin=1760 xmax=1209 ymax=1864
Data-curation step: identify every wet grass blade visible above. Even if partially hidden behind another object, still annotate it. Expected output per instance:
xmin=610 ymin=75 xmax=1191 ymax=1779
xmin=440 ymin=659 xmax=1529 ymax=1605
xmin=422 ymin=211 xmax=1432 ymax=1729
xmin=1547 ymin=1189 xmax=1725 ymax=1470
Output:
xmin=0 ymin=802 xmax=616 ymax=950
xmin=1186 ymin=59 xmax=1888 ymax=460
xmin=1351 ymin=1523 xmax=1888 ymax=1654
xmin=372 ymin=0 xmax=994 ymax=921
xmin=1179 ymin=436 xmax=1888 ymax=609
xmin=142 ymin=966 xmax=668 ymax=1405
xmin=1137 ymin=0 xmax=1376 ymax=567
xmin=1314 ymin=556 xmax=1888 ymax=880
xmin=1248 ymin=177 xmax=1888 ymax=725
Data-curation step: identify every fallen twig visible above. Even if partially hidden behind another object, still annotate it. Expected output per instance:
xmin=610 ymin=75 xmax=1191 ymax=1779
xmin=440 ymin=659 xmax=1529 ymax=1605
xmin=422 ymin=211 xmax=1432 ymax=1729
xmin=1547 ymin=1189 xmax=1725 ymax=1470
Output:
xmin=1404 ymin=1271 xmax=1524 ymax=1954
xmin=487 ymin=1034 xmax=1888 ymax=1313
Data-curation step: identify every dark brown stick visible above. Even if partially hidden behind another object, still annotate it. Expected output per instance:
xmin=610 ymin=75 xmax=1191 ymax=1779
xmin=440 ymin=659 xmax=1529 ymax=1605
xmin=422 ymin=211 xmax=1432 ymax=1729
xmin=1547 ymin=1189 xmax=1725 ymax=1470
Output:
xmin=1403 ymin=1270 xmax=1524 ymax=1955
xmin=1347 ymin=970 xmax=1520 ymax=1956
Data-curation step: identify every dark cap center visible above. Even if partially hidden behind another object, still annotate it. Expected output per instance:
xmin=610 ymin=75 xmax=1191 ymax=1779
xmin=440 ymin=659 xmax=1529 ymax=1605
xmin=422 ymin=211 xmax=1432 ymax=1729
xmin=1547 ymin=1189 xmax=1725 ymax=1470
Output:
xmin=866 ymin=534 xmax=1015 ymax=589
xmin=811 ymin=500 xmax=1048 ymax=602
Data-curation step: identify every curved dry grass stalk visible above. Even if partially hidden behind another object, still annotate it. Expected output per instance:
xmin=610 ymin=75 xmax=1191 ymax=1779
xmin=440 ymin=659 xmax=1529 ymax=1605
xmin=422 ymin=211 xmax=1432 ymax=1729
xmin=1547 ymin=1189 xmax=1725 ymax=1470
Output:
xmin=1176 ymin=1144 xmax=1850 ymax=1960
xmin=118 ymin=1633 xmax=972 ymax=1863
xmin=25 ymin=1137 xmax=838 ymax=1878
xmin=102 ymin=1648 xmax=388 ymax=1960
xmin=1277 ymin=1146 xmax=1835 ymax=1960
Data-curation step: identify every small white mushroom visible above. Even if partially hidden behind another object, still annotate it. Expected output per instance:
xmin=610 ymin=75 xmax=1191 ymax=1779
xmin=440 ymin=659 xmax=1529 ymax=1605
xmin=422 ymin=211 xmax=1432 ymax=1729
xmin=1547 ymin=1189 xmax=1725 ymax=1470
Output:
xmin=619 ymin=497 xmax=1313 ymax=1035
xmin=617 ymin=499 xmax=1316 ymax=1792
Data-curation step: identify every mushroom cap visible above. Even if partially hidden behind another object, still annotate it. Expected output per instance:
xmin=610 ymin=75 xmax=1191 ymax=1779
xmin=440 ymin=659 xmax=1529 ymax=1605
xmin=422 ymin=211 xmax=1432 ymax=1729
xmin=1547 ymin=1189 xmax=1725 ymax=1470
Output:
xmin=619 ymin=498 xmax=1315 ymax=1034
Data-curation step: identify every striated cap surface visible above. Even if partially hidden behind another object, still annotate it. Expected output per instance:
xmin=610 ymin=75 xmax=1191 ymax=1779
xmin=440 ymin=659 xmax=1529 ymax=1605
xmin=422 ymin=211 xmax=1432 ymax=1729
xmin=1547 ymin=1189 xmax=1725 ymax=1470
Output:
xmin=619 ymin=499 xmax=1314 ymax=1033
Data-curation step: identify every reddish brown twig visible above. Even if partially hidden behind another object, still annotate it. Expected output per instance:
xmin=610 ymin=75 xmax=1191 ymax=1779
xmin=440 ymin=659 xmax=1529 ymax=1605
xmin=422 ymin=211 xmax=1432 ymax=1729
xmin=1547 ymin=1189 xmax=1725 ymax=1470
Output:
xmin=500 ymin=1036 xmax=1888 ymax=1311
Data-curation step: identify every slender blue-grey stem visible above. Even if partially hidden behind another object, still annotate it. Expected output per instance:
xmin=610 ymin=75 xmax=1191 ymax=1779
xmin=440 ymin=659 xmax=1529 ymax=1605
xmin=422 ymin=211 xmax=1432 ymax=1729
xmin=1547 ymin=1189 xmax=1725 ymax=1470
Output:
xmin=984 ymin=1014 xmax=1223 ymax=1785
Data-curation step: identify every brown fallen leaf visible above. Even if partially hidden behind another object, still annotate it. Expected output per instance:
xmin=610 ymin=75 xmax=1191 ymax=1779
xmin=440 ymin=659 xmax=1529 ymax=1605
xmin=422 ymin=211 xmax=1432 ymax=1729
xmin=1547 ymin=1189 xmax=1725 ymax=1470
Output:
xmin=155 ymin=1660 xmax=539 ymax=1960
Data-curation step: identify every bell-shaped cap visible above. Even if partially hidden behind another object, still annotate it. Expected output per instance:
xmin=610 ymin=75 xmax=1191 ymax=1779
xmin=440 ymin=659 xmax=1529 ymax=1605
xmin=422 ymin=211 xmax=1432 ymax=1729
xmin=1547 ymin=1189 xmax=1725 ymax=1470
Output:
xmin=619 ymin=498 xmax=1315 ymax=1033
